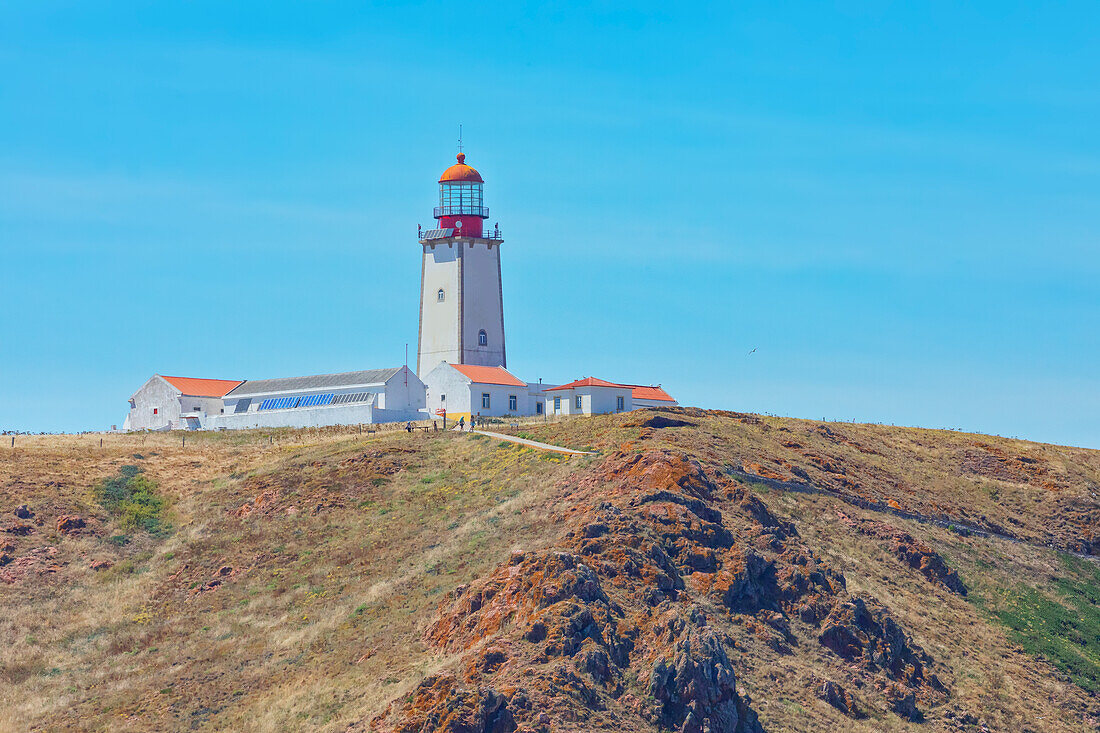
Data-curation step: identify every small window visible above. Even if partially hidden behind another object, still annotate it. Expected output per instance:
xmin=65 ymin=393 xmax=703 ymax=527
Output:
xmin=478 ymin=329 xmax=487 ymax=346
xmin=617 ymin=396 xmax=625 ymax=411
xmin=482 ymin=393 xmax=491 ymax=409
xmin=193 ymin=407 xmax=201 ymax=412
xmin=508 ymin=395 xmax=517 ymax=411
xmin=440 ymin=394 xmax=446 ymax=402
xmin=152 ymin=408 xmax=158 ymax=415
xmin=437 ymin=289 xmax=445 ymax=302
xmin=575 ymin=395 xmax=583 ymax=410
xmin=553 ymin=396 xmax=561 ymax=411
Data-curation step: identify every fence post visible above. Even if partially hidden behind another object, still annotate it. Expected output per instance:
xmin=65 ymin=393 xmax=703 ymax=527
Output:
xmin=182 ymin=435 xmax=186 ymax=448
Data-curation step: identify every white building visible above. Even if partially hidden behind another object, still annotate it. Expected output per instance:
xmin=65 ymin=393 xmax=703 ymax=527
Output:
xmin=417 ymin=153 xmax=507 ymax=378
xmin=124 ymin=368 xmax=426 ymax=431
xmin=544 ymin=377 xmax=678 ymax=416
xmin=545 ymin=377 xmax=634 ymax=416
xmin=124 ymin=375 xmax=244 ymax=431
xmin=421 ymin=362 xmax=533 ymax=422
xmin=211 ymin=367 xmax=425 ymax=429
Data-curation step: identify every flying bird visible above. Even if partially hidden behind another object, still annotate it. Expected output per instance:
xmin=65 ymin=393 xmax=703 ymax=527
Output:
xmin=748 ymin=348 xmax=757 ymax=355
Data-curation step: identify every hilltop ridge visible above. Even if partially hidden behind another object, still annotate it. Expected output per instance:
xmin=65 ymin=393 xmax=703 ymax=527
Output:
xmin=1 ymin=410 xmax=1098 ymax=731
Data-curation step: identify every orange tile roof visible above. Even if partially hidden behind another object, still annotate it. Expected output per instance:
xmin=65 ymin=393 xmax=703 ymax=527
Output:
xmin=547 ymin=377 xmax=675 ymax=402
xmin=546 ymin=377 xmax=624 ymax=391
xmin=449 ymin=364 xmax=526 ymax=387
xmin=628 ymin=385 xmax=676 ymax=402
xmin=159 ymin=375 xmax=244 ymax=398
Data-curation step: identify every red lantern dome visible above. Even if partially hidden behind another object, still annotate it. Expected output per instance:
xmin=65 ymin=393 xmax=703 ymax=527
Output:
xmin=434 ymin=153 xmax=489 ymax=237
xmin=439 ymin=153 xmax=484 ymax=183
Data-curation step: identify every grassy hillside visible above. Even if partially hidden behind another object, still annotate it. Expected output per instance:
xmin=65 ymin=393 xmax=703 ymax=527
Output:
xmin=1 ymin=412 xmax=1098 ymax=732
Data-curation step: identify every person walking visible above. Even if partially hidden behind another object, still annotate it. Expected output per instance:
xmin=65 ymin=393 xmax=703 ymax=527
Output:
xmin=458 ymin=416 xmax=465 ymax=431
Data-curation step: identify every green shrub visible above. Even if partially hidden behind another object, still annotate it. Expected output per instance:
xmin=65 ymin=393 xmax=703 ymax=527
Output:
xmin=981 ymin=553 xmax=1100 ymax=694
xmin=93 ymin=466 xmax=169 ymax=536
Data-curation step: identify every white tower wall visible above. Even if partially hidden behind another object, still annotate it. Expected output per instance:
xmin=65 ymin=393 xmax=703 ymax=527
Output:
xmin=417 ymin=237 xmax=506 ymax=377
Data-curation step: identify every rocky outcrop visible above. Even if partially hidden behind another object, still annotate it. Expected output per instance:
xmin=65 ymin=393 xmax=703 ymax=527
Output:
xmin=644 ymin=609 xmax=762 ymax=733
xmin=837 ymin=512 xmax=967 ymax=595
xmin=816 ymin=679 xmax=861 ymax=718
xmin=391 ymin=675 xmax=516 ymax=733
xmin=384 ymin=450 xmax=949 ymax=730
xmin=56 ymin=515 xmax=86 ymax=534
xmin=818 ymin=597 xmax=937 ymax=689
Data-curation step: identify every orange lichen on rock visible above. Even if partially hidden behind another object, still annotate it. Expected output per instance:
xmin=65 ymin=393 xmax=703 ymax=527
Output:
xmin=742 ymin=461 xmax=788 ymax=481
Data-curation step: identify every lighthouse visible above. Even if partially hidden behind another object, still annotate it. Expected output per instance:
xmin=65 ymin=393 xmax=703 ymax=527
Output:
xmin=416 ymin=152 xmax=506 ymax=377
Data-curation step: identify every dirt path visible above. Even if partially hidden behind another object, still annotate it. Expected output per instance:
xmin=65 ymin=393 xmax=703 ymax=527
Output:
xmin=472 ymin=430 xmax=594 ymax=455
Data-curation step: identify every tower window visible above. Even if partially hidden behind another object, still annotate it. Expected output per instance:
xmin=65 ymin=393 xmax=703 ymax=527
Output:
xmin=437 ymin=289 xmax=445 ymax=302
xmin=478 ymin=329 xmax=487 ymax=346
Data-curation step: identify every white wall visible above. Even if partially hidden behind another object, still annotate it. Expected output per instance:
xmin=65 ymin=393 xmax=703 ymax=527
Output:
xmin=381 ymin=367 xmax=427 ymax=411
xmin=634 ymin=397 xmax=679 ymax=408
xmin=588 ymin=386 xmax=633 ymax=415
xmin=127 ymin=376 xmax=181 ymax=430
xmin=525 ymin=382 xmax=556 ymax=417
xmin=422 ymin=363 xmax=527 ymax=420
xmin=423 ymin=363 xmax=473 ymax=418
xmin=460 ymin=241 xmax=506 ymax=368
xmin=547 ymin=390 xmax=573 ymax=416
xmin=546 ymin=386 xmax=632 ymax=416
xmin=417 ymin=238 xmax=506 ymax=378
xmin=180 ymin=396 xmax=226 ymax=419
xmin=469 ymin=383 xmax=525 ymax=418
xmin=418 ymin=242 xmax=462 ymax=376
xmin=206 ymin=402 xmax=425 ymax=429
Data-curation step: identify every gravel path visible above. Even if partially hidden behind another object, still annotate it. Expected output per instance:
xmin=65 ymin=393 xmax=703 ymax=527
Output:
xmin=472 ymin=430 xmax=594 ymax=455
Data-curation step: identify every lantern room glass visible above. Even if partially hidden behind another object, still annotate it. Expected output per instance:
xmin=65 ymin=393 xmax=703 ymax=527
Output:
xmin=438 ymin=182 xmax=484 ymax=216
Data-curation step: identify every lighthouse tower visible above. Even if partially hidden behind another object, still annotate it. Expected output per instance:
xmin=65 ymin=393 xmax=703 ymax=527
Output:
xmin=416 ymin=152 xmax=506 ymax=377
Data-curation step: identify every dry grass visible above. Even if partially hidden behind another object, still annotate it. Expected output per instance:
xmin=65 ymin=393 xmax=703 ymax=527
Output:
xmin=1 ymin=412 xmax=1098 ymax=731
xmin=0 ymin=428 xmax=580 ymax=731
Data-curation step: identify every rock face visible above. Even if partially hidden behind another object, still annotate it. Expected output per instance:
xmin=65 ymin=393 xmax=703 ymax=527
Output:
xmin=817 ymin=679 xmax=861 ymax=718
xmin=647 ymin=609 xmax=761 ymax=733
xmin=56 ymin=515 xmax=86 ymax=535
xmin=382 ymin=450 xmax=949 ymax=731
xmin=392 ymin=674 xmax=516 ymax=733
xmin=818 ymin=597 xmax=935 ymax=689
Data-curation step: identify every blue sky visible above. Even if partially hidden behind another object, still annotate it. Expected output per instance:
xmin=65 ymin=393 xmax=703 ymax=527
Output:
xmin=1 ymin=2 xmax=1097 ymax=447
